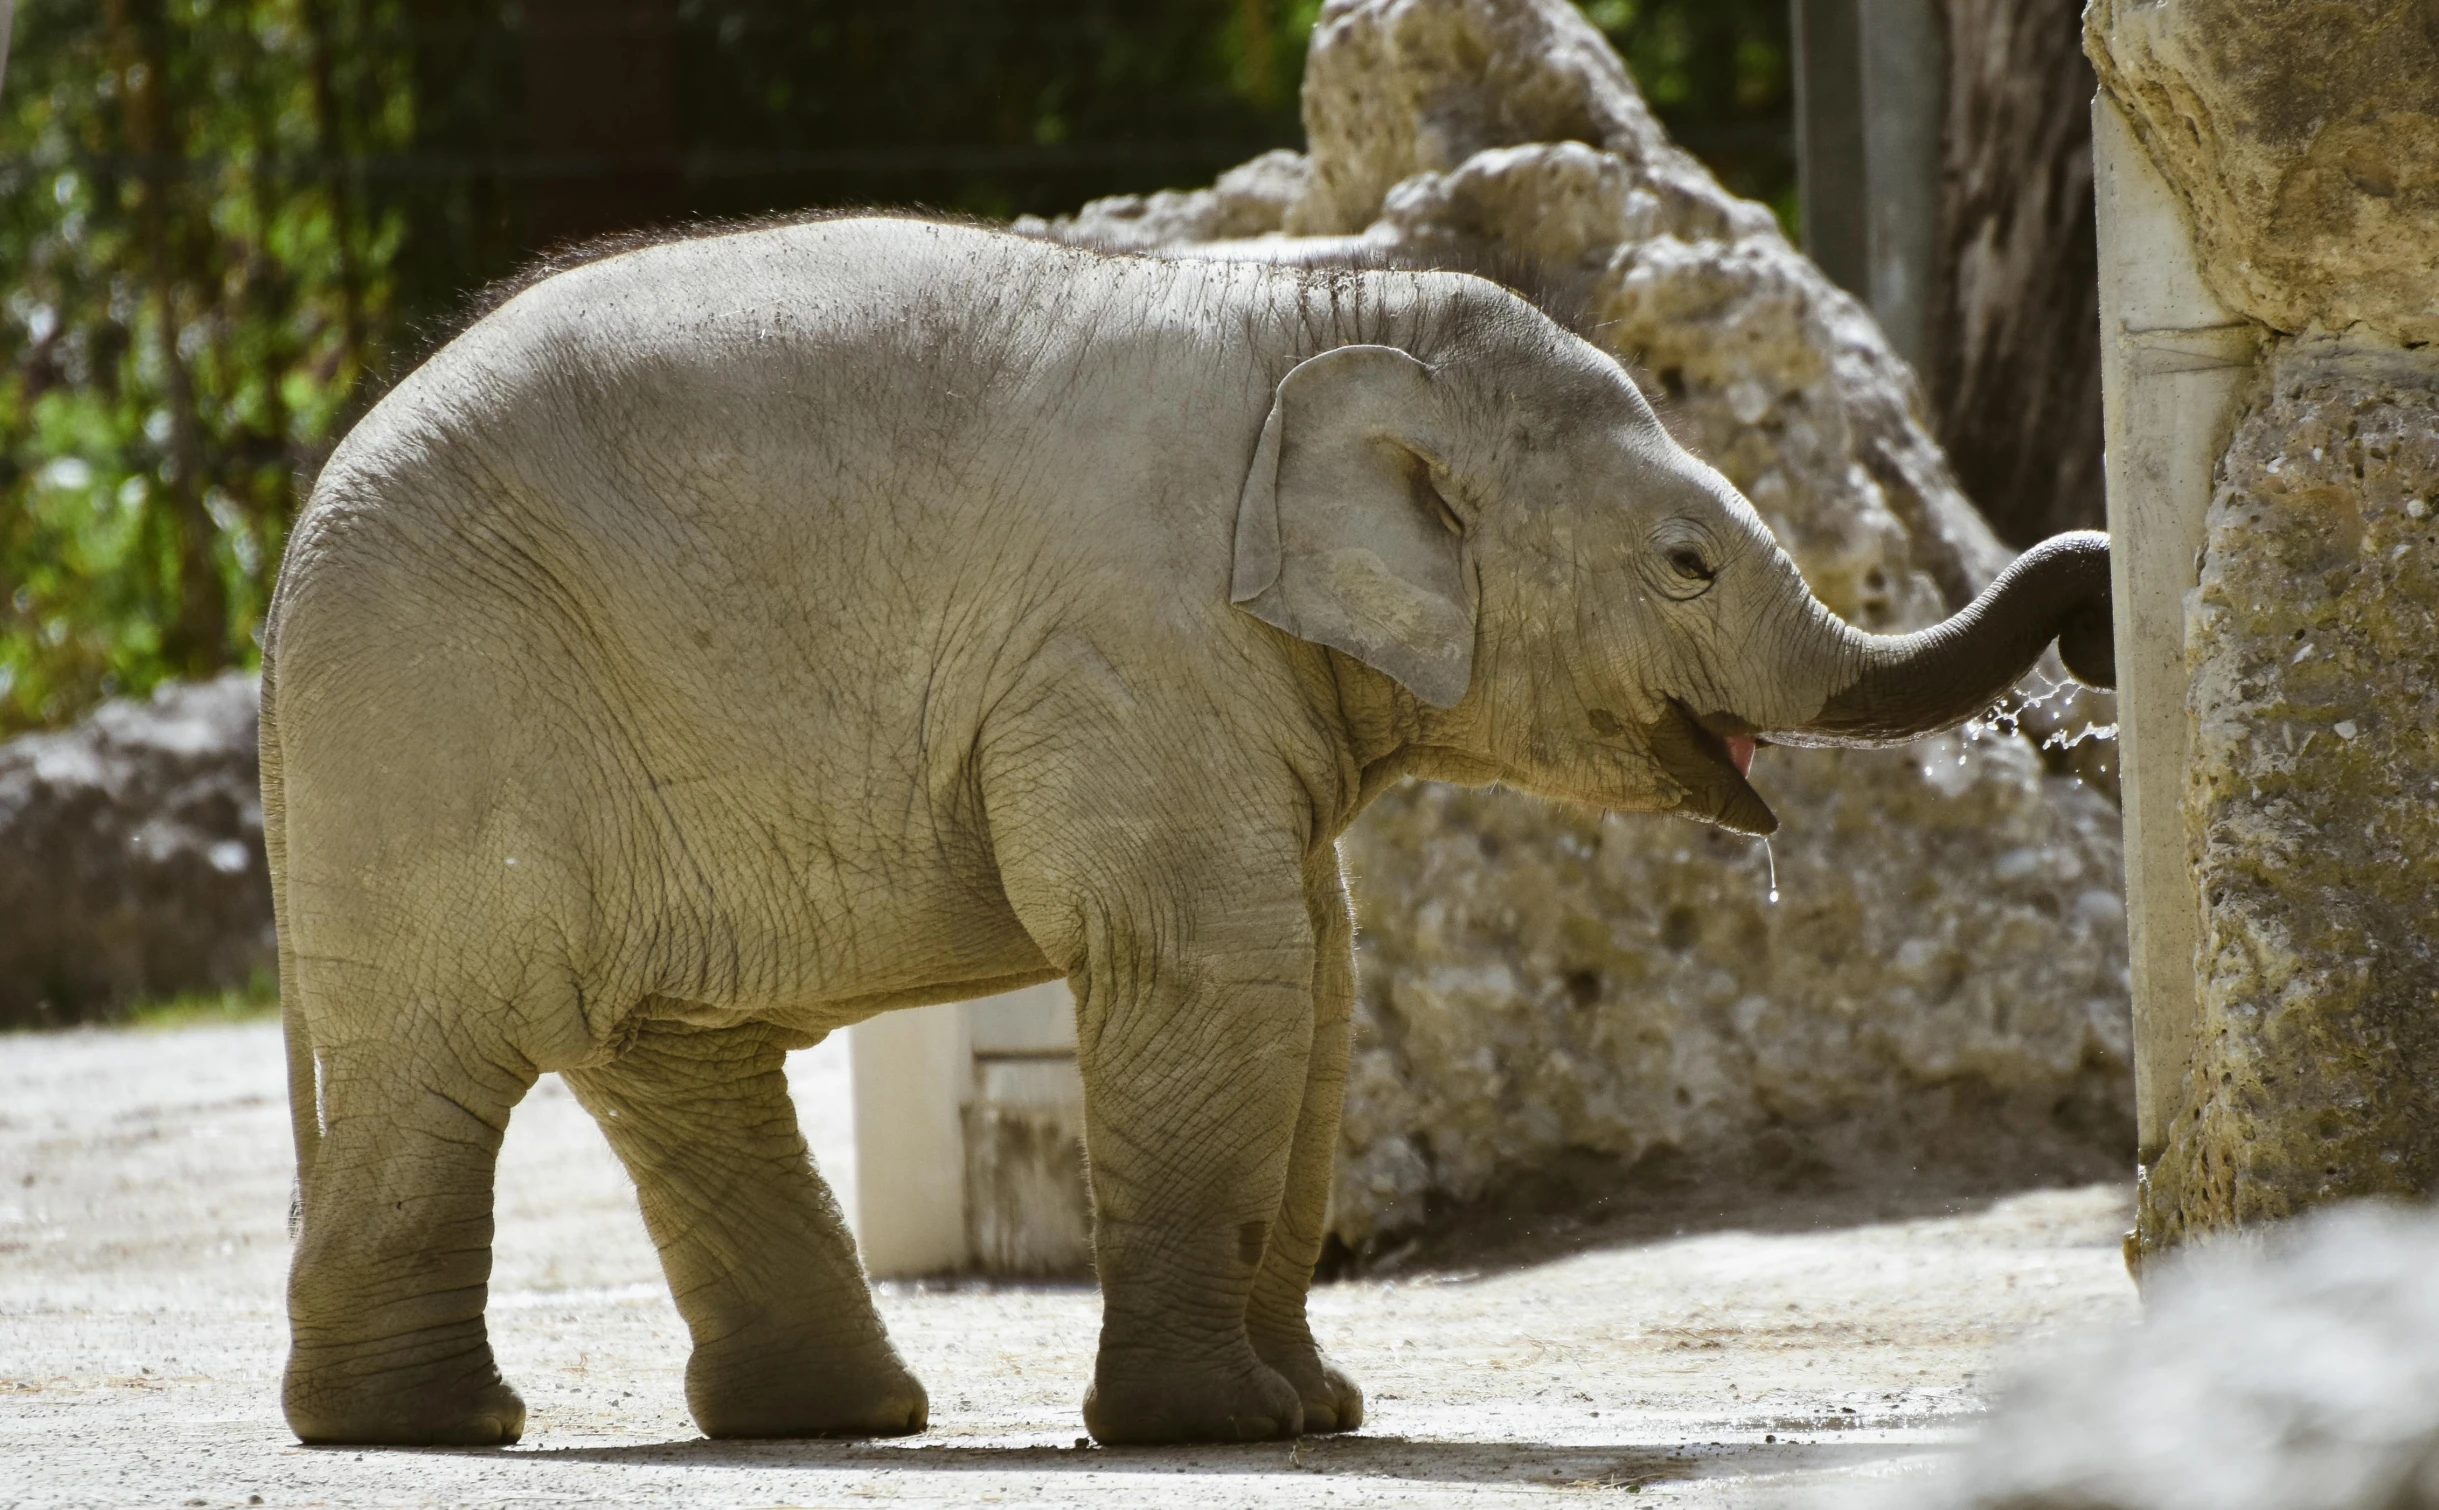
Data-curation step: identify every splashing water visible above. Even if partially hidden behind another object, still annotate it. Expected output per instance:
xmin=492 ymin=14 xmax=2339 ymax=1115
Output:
xmin=2044 ymin=721 xmax=2120 ymax=751
xmin=1974 ymin=672 xmax=2124 ymax=752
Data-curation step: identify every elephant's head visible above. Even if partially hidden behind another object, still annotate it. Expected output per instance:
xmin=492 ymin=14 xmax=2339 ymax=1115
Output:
xmin=1228 ymin=311 xmax=2114 ymax=835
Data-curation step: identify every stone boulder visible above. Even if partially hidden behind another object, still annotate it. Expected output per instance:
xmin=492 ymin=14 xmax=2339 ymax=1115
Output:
xmin=0 ymin=673 xmax=274 ymax=1028
xmin=1031 ymin=0 xmax=2132 ymax=1252
xmin=1903 ymin=1201 xmax=2439 ymax=1510
xmin=2086 ymin=0 xmax=2439 ymax=346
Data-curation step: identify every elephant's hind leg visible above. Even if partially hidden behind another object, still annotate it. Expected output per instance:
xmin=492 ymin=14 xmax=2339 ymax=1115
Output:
xmin=283 ymin=1032 xmax=533 ymax=1446
xmin=564 ymin=1018 xmax=927 ymax=1439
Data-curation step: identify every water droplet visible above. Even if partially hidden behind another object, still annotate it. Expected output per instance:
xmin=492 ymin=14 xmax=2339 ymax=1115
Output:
xmin=1761 ymin=837 xmax=1780 ymax=906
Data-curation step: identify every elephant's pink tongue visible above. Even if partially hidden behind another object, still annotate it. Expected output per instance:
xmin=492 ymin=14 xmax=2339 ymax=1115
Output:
xmin=1725 ymin=735 xmax=1757 ymax=777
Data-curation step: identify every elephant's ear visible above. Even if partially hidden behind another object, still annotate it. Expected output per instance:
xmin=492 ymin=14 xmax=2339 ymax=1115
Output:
xmin=1229 ymin=345 xmax=1475 ymax=708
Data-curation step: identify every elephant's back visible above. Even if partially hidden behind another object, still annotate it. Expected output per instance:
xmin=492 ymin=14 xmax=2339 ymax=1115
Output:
xmin=264 ymin=215 xmax=1274 ymax=810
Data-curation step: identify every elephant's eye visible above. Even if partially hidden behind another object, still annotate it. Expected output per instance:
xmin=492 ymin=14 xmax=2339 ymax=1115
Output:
xmin=1666 ymin=546 xmax=1714 ymax=582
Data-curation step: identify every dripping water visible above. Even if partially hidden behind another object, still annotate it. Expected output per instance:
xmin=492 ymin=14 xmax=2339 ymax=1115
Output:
xmin=1761 ymin=836 xmax=1779 ymax=906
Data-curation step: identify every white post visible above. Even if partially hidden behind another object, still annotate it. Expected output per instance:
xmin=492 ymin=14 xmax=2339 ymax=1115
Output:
xmin=2090 ymin=95 xmax=2254 ymax=1162
xmin=848 ymin=981 xmax=1091 ymax=1279
xmin=962 ymin=982 xmax=1091 ymax=1276
xmin=847 ymin=1001 xmax=969 ymax=1277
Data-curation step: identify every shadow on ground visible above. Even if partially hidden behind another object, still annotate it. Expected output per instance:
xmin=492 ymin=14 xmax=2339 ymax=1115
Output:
xmin=512 ymin=1432 xmax=1934 ymax=1487
xmin=1331 ymin=1170 xmax=2069 ymax=1281
xmin=1319 ymin=1067 xmax=2135 ymax=1281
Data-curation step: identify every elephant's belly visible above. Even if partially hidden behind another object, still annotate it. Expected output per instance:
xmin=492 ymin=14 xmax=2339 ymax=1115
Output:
xmin=620 ymin=835 xmax=1058 ymax=1037
xmin=779 ymin=899 xmax=1060 ymax=1033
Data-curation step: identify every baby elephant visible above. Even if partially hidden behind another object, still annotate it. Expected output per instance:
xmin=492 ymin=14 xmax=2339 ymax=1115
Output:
xmin=263 ymin=214 xmax=2112 ymax=1447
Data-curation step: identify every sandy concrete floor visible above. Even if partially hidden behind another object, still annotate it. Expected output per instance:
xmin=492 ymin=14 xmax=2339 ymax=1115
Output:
xmin=0 ymin=1020 xmax=2136 ymax=1508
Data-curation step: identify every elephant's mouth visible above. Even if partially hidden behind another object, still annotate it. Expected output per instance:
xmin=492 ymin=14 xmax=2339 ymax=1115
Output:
xmin=1651 ymin=699 xmax=1778 ymax=837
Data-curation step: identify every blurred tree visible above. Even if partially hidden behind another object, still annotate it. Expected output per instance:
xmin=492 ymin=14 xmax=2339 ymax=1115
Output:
xmin=1584 ymin=0 xmax=1792 ymax=220
xmin=0 ymin=0 xmax=407 ymax=730
xmin=0 ymin=0 xmax=1790 ymax=733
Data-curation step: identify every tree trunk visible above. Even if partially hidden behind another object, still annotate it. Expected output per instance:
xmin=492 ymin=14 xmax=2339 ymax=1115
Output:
xmin=1930 ymin=0 xmax=2104 ymax=548
xmin=109 ymin=0 xmax=227 ymax=679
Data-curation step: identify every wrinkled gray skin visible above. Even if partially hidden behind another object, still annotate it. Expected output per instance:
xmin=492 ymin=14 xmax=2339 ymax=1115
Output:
xmin=263 ymin=215 xmax=2112 ymax=1449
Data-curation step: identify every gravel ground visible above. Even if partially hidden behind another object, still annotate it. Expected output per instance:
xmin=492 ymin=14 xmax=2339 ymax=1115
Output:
xmin=0 ymin=1020 xmax=2137 ymax=1508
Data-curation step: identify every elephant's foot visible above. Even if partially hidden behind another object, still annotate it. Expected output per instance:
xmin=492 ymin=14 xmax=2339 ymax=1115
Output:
xmin=686 ymin=1332 xmax=929 ymax=1439
xmin=284 ymin=1343 xmax=527 ymax=1446
xmin=1252 ymin=1340 xmax=1365 ymax=1433
xmin=1083 ymin=1343 xmax=1305 ymax=1444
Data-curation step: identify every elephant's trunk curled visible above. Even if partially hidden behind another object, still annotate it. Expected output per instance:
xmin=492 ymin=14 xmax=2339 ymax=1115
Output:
xmin=1771 ymin=531 xmax=2114 ymax=749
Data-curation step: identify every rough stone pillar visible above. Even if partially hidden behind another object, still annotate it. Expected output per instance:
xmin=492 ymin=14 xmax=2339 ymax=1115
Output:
xmin=2087 ymin=0 xmax=2439 ymax=1264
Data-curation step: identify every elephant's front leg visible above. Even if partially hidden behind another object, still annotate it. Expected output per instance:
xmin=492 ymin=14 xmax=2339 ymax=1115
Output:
xmin=1245 ymin=849 xmax=1365 ymax=1432
xmin=1074 ymin=886 xmax=1317 ymax=1445
xmin=564 ymin=1018 xmax=926 ymax=1438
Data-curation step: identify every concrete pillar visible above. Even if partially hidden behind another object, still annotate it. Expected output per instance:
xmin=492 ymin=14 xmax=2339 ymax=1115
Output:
xmin=847 ymin=982 xmax=1091 ymax=1279
xmin=2089 ymin=94 xmax=2252 ymax=1175
xmin=1793 ymin=0 xmax=1945 ymax=368
xmin=960 ymin=983 xmax=1092 ymax=1276
xmin=2087 ymin=0 xmax=2439 ymax=1266
xmin=847 ymin=1001 xmax=969 ymax=1277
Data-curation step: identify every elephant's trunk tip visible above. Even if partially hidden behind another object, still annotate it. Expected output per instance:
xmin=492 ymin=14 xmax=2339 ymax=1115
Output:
xmin=1779 ymin=530 xmax=2115 ymax=749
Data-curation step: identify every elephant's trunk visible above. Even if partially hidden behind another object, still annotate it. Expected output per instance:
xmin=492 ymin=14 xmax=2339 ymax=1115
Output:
xmin=1769 ymin=531 xmax=2115 ymax=749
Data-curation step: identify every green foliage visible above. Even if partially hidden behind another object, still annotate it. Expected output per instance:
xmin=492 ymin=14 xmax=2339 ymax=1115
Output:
xmin=0 ymin=0 xmax=1787 ymax=736
xmin=1 ymin=0 xmax=407 ymax=732
xmin=1581 ymin=0 xmax=1793 ymax=221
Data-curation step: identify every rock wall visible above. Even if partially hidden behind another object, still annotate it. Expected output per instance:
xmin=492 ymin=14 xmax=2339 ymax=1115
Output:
xmin=2088 ymin=0 xmax=2439 ymax=1259
xmin=2086 ymin=0 xmax=2439 ymax=349
xmin=1031 ymin=0 xmax=2132 ymax=1253
xmin=2138 ymin=342 xmax=2439 ymax=1247
xmin=0 ymin=672 xmax=274 ymax=1028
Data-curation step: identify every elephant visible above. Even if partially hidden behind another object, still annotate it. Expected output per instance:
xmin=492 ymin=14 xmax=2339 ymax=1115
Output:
xmin=260 ymin=212 xmax=2114 ymax=1449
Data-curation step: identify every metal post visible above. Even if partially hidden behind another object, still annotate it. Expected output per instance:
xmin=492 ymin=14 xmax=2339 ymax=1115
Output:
xmin=1794 ymin=0 xmax=1946 ymax=371
xmin=1857 ymin=0 xmax=1944 ymax=369
xmin=1794 ymin=0 xmax=1869 ymax=299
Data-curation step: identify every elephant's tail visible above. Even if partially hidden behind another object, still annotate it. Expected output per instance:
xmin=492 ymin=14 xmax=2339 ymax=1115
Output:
xmin=259 ymin=647 xmax=319 ymax=1233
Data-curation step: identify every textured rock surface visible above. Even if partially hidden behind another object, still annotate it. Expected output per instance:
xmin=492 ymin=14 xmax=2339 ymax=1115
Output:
xmin=1338 ymin=755 xmax=2129 ymax=1248
xmin=1039 ymin=0 xmax=2132 ymax=1250
xmin=1016 ymin=149 xmax=1313 ymax=254
xmin=2086 ymin=0 xmax=2439 ymax=344
xmin=1283 ymin=0 xmax=1776 ymax=245
xmin=0 ymin=672 xmax=273 ymax=1027
xmin=2131 ymin=340 xmax=2439 ymax=1255
xmin=2090 ymin=1 xmax=2439 ymax=1258
xmin=1903 ymin=1201 xmax=2439 ymax=1510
